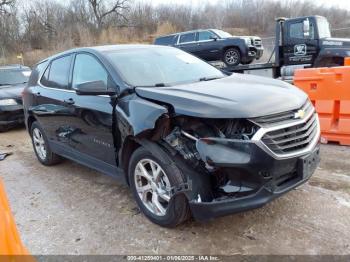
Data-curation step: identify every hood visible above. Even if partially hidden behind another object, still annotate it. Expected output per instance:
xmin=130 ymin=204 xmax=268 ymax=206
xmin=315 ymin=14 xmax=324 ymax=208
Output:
xmin=135 ymin=74 xmax=307 ymax=119
xmin=0 ymin=83 xmax=26 ymax=99
xmin=321 ymin=37 xmax=350 ymax=47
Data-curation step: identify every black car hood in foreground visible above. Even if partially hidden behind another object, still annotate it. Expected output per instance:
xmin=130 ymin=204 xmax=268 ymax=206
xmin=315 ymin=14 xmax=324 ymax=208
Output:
xmin=0 ymin=83 xmax=26 ymax=99
xmin=135 ymin=74 xmax=307 ymax=118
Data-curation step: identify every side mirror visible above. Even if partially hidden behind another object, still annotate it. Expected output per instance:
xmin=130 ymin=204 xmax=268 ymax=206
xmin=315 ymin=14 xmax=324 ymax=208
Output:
xmin=75 ymin=80 xmax=117 ymax=96
xmin=303 ymin=19 xmax=310 ymax=37
xmin=210 ymin=36 xmax=218 ymax=41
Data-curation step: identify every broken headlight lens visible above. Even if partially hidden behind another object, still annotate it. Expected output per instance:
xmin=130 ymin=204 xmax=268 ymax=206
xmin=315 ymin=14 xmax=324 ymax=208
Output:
xmin=218 ymin=119 xmax=258 ymax=140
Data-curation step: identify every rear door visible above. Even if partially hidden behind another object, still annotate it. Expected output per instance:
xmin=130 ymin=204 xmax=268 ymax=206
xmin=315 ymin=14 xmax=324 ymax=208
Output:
xmin=33 ymin=54 xmax=75 ymax=147
xmin=283 ymin=18 xmax=318 ymax=65
xmin=176 ymin=32 xmax=198 ymax=54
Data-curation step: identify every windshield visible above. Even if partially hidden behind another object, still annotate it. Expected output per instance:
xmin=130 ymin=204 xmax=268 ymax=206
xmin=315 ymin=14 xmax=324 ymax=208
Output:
xmin=317 ymin=17 xmax=331 ymax=38
xmin=0 ymin=69 xmax=31 ymax=86
xmin=211 ymin=29 xmax=233 ymax=38
xmin=105 ymin=47 xmax=225 ymax=87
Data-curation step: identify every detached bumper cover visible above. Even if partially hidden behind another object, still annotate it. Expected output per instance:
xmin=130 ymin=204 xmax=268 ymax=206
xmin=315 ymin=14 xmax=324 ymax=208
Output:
xmin=190 ymin=139 xmax=320 ymax=221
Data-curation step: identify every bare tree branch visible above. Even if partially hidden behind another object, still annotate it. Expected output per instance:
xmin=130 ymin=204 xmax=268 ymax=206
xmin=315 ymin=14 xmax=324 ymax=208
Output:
xmin=0 ymin=0 xmax=15 ymax=14
xmin=88 ymin=0 xmax=130 ymax=29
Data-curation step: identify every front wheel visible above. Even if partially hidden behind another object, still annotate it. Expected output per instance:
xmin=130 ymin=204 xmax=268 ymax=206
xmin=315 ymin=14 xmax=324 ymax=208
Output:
xmin=128 ymin=144 xmax=191 ymax=227
xmin=223 ymin=48 xmax=241 ymax=66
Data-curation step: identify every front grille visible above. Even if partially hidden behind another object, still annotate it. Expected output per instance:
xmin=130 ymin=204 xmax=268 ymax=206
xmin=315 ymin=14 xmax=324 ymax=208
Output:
xmin=251 ymin=100 xmax=313 ymax=127
xmin=261 ymin=112 xmax=318 ymax=154
xmin=253 ymin=39 xmax=262 ymax=47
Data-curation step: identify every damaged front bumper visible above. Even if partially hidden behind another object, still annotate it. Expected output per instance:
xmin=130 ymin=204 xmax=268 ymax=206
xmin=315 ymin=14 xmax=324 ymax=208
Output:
xmin=189 ymin=138 xmax=320 ymax=221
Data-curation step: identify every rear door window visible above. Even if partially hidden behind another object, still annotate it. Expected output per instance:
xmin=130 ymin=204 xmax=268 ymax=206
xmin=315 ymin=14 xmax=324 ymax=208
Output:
xmin=41 ymin=55 xmax=72 ymax=89
xmin=179 ymin=33 xmax=196 ymax=44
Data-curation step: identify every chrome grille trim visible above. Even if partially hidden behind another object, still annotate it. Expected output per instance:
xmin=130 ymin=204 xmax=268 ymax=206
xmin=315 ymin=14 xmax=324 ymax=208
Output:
xmin=251 ymin=105 xmax=320 ymax=160
xmin=251 ymin=100 xmax=313 ymax=127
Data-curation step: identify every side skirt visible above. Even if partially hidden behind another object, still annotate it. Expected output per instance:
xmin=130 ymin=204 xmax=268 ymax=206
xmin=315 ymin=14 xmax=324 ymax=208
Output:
xmin=50 ymin=141 xmax=127 ymax=184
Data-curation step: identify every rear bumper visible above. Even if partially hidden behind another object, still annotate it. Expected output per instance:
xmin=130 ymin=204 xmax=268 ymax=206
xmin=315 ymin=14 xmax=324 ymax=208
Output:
xmin=0 ymin=105 xmax=24 ymax=130
xmin=190 ymin=139 xmax=320 ymax=221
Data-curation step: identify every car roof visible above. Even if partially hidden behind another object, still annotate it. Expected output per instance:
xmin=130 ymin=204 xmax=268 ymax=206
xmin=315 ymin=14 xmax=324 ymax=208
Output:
xmin=0 ymin=64 xmax=30 ymax=71
xmin=38 ymin=44 xmax=174 ymax=64
xmin=157 ymin=29 xmax=217 ymax=38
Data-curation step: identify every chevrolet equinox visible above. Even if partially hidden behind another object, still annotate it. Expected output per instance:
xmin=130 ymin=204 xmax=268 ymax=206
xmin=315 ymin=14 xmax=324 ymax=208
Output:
xmin=23 ymin=45 xmax=320 ymax=227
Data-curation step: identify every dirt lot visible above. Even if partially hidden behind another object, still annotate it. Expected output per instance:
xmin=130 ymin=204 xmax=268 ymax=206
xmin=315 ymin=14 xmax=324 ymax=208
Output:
xmin=0 ymin=128 xmax=350 ymax=255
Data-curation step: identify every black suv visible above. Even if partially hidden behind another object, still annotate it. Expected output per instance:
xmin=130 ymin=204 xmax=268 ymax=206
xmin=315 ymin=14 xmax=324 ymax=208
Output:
xmin=0 ymin=65 xmax=31 ymax=131
xmin=154 ymin=29 xmax=263 ymax=66
xmin=23 ymin=45 xmax=320 ymax=227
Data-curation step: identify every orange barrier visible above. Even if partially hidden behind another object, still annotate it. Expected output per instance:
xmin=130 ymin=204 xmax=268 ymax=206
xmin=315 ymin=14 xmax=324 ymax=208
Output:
xmin=294 ymin=66 xmax=350 ymax=146
xmin=345 ymin=57 xmax=350 ymax=66
xmin=0 ymin=178 xmax=33 ymax=260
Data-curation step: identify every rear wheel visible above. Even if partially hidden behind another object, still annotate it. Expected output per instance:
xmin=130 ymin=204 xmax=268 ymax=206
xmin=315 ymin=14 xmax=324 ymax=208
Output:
xmin=128 ymin=144 xmax=191 ymax=227
xmin=223 ymin=48 xmax=241 ymax=66
xmin=30 ymin=122 xmax=62 ymax=166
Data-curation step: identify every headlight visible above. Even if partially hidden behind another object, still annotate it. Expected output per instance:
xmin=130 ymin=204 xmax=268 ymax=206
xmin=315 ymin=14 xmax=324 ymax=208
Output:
xmin=0 ymin=99 xmax=18 ymax=106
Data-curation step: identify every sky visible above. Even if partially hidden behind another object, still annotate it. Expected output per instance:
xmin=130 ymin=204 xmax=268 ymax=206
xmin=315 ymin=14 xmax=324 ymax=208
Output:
xmin=148 ymin=0 xmax=350 ymax=10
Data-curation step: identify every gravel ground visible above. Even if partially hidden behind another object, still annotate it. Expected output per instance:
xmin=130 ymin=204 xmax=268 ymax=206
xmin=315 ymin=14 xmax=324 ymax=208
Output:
xmin=0 ymin=128 xmax=350 ymax=255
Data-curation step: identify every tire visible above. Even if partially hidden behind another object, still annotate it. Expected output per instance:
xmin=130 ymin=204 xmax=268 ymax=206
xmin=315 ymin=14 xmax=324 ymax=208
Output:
xmin=30 ymin=121 xmax=62 ymax=166
xmin=128 ymin=144 xmax=191 ymax=227
xmin=223 ymin=48 xmax=241 ymax=66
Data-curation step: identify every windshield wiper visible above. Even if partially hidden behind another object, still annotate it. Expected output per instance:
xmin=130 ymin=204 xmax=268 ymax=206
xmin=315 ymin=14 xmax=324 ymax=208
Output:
xmin=199 ymin=76 xmax=222 ymax=82
xmin=134 ymin=83 xmax=168 ymax=88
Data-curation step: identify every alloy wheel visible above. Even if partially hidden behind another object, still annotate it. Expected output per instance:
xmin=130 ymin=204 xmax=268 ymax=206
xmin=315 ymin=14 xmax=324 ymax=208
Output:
xmin=225 ymin=50 xmax=239 ymax=65
xmin=32 ymin=127 xmax=47 ymax=160
xmin=134 ymin=159 xmax=171 ymax=216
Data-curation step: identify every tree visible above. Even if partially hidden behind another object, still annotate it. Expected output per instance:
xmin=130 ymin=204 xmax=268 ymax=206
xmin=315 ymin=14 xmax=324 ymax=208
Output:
xmin=87 ymin=0 xmax=130 ymax=30
xmin=0 ymin=0 xmax=15 ymax=14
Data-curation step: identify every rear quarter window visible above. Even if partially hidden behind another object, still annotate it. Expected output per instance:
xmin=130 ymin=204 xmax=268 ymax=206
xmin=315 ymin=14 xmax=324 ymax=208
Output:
xmin=28 ymin=61 xmax=47 ymax=86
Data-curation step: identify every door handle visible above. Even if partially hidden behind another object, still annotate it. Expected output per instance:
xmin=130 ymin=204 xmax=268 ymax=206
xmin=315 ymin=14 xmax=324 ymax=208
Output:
xmin=63 ymin=98 xmax=75 ymax=105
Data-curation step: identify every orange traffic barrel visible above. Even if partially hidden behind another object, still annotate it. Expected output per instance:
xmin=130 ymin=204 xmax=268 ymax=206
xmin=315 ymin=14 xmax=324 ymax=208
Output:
xmin=294 ymin=65 xmax=350 ymax=146
xmin=0 ymin=178 xmax=35 ymax=261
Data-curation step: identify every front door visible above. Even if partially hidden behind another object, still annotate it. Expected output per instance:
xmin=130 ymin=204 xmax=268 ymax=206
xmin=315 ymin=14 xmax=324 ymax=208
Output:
xmin=196 ymin=30 xmax=221 ymax=60
xmin=68 ymin=53 xmax=117 ymax=167
xmin=283 ymin=18 xmax=319 ymax=65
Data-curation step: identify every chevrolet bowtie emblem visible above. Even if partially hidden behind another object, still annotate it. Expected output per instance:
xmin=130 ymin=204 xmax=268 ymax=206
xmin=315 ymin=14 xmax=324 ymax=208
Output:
xmin=294 ymin=109 xmax=305 ymax=119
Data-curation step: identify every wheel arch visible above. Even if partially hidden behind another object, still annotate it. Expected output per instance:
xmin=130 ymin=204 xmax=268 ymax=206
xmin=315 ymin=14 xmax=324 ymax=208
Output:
xmin=222 ymin=45 xmax=242 ymax=55
xmin=26 ymin=115 xmax=37 ymax=134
